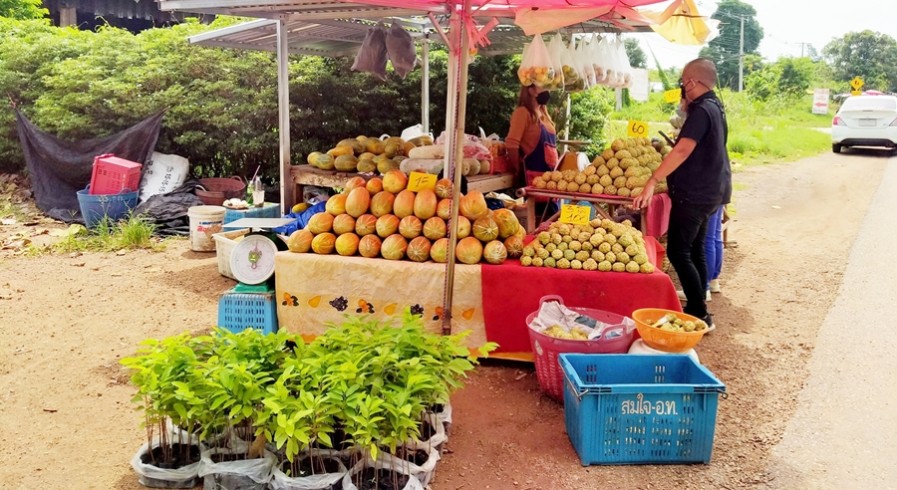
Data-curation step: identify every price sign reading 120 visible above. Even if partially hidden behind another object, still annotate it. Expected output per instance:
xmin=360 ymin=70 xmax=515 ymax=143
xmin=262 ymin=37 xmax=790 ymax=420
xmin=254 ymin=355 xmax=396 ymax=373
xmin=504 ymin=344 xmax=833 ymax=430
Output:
xmin=627 ymin=120 xmax=648 ymax=138
xmin=559 ymin=203 xmax=590 ymax=226
xmin=407 ymin=171 xmax=437 ymax=192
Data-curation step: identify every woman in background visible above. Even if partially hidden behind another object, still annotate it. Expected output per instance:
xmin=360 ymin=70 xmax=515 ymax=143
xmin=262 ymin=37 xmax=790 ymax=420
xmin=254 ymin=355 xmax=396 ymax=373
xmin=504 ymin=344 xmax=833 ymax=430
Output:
xmin=506 ymin=85 xmax=558 ymax=216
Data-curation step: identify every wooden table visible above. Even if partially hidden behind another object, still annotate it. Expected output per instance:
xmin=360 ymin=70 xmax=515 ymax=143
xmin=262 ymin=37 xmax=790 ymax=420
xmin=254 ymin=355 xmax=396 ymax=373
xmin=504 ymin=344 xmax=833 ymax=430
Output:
xmin=289 ymin=165 xmax=515 ymax=205
xmin=518 ymin=187 xmax=648 ymax=235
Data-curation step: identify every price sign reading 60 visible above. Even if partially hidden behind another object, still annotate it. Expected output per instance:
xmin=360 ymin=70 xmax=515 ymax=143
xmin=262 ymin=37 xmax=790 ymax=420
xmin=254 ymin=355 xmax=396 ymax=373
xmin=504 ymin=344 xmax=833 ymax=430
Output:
xmin=627 ymin=120 xmax=648 ymax=138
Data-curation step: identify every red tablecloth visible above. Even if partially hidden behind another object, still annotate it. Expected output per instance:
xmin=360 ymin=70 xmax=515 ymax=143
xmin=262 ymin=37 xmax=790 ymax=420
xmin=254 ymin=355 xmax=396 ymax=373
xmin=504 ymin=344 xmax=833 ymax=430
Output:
xmin=480 ymin=250 xmax=681 ymax=355
xmin=646 ymin=193 xmax=671 ymax=238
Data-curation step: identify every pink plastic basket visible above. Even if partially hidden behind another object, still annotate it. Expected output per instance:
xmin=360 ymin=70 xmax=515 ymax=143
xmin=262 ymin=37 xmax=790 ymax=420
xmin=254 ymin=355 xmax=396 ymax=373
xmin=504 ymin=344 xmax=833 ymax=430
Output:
xmin=526 ymin=295 xmax=636 ymax=402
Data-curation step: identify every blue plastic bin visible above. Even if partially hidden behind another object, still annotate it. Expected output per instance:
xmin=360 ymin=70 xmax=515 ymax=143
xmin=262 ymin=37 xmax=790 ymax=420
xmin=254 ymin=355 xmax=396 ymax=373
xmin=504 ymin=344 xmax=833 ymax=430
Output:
xmin=560 ymin=354 xmax=725 ymax=465
xmin=217 ymin=289 xmax=278 ymax=335
xmin=76 ymin=186 xmax=139 ymax=229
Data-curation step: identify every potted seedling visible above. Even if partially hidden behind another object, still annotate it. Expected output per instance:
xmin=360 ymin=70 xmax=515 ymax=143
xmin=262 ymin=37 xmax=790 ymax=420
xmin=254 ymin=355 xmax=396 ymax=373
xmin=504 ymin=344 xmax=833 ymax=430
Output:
xmin=261 ymin=356 xmax=347 ymax=490
xmin=194 ymin=329 xmax=289 ymax=490
xmin=121 ymin=333 xmax=206 ymax=488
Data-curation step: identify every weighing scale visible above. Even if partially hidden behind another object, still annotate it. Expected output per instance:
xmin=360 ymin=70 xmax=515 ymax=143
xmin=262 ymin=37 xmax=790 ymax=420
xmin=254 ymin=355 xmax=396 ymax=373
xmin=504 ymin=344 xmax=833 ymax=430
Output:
xmin=225 ymin=217 xmax=294 ymax=290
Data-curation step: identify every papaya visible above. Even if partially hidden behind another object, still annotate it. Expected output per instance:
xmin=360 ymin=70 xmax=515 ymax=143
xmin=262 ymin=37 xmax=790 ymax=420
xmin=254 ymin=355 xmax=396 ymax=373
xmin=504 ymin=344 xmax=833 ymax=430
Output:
xmin=357 ymin=159 xmax=376 ymax=174
xmin=309 ymin=152 xmax=334 ymax=170
xmin=365 ymin=138 xmax=385 ymax=155
xmin=337 ymin=138 xmax=365 ymax=155
xmin=327 ymin=146 xmax=354 ymax=158
xmin=334 ymin=154 xmax=358 ymax=172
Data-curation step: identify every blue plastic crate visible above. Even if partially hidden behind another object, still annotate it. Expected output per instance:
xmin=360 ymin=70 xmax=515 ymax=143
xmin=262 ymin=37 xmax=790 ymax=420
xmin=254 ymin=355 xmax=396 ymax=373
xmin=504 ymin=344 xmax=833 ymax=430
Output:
xmin=217 ymin=290 xmax=278 ymax=334
xmin=560 ymin=354 xmax=725 ymax=465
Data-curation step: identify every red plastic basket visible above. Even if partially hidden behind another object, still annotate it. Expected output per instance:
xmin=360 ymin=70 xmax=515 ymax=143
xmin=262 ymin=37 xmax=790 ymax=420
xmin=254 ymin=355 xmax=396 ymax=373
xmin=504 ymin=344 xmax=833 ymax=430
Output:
xmin=90 ymin=154 xmax=142 ymax=195
xmin=526 ymin=295 xmax=636 ymax=402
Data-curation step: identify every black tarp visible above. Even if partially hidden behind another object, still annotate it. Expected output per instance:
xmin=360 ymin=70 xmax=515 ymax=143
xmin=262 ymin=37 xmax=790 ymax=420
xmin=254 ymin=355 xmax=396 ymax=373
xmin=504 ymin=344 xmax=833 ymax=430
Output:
xmin=14 ymin=108 xmax=164 ymax=223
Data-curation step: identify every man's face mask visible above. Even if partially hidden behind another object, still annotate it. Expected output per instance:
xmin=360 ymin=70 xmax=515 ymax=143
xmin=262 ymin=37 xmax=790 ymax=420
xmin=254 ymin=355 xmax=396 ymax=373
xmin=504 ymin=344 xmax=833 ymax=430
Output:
xmin=536 ymin=91 xmax=551 ymax=105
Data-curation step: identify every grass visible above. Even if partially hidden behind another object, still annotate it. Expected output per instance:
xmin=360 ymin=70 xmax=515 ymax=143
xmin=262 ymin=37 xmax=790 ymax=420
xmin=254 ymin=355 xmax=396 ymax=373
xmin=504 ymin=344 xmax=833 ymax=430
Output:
xmin=608 ymin=90 xmax=832 ymax=169
xmin=26 ymin=213 xmax=167 ymax=256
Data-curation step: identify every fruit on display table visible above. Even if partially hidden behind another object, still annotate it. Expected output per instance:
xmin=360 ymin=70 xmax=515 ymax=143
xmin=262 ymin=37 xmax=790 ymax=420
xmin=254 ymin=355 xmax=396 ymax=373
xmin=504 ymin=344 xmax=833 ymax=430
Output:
xmin=289 ymin=170 xmax=525 ymax=264
xmin=531 ymin=137 xmax=671 ymax=197
xmin=306 ymin=135 xmax=419 ymax=174
xmin=520 ymin=218 xmax=654 ymax=274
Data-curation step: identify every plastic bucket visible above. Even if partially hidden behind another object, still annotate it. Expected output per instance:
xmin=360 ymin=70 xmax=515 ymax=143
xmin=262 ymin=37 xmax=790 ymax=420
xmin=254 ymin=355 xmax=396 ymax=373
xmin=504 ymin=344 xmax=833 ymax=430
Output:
xmin=76 ymin=187 xmax=139 ymax=229
xmin=187 ymin=205 xmax=226 ymax=252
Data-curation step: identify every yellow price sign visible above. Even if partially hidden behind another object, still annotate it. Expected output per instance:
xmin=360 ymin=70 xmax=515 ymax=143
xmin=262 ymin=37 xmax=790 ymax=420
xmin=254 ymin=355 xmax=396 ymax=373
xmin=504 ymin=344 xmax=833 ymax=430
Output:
xmin=851 ymin=89 xmax=862 ymax=96
xmin=627 ymin=120 xmax=649 ymax=138
xmin=559 ymin=203 xmax=591 ymax=226
xmin=407 ymin=171 xmax=437 ymax=192
xmin=663 ymin=88 xmax=681 ymax=104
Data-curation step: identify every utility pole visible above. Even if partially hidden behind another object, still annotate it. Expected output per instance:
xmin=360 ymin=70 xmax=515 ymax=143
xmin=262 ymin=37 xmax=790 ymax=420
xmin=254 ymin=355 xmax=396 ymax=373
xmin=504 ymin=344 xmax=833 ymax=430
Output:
xmin=738 ymin=15 xmax=744 ymax=92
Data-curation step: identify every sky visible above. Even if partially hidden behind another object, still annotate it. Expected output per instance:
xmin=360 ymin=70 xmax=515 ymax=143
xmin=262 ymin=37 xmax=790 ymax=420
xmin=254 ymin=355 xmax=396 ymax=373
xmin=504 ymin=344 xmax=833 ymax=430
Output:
xmin=630 ymin=0 xmax=897 ymax=69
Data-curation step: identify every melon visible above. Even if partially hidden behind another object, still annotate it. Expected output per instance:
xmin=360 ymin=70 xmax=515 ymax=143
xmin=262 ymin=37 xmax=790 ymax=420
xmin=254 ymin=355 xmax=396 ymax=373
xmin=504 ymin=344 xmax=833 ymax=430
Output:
xmin=422 ymin=217 xmax=447 ymax=241
xmin=364 ymin=138 xmax=385 ymax=155
xmin=406 ymin=236 xmax=432 ymax=262
xmin=455 ymin=215 xmax=471 ymax=239
xmin=435 ymin=178 xmax=453 ymax=199
xmin=335 ymin=233 xmax=360 ymax=256
xmin=398 ymin=215 xmax=423 ymax=239
xmin=492 ymin=208 xmax=520 ymax=239
xmin=345 ymin=187 xmax=371 ymax=218
xmin=325 ymin=194 xmax=347 ymax=216
xmin=393 ymin=190 xmax=416 ymax=219
xmin=369 ymin=191 xmax=395 ymax=217
xmin=472 ymin=216 xmax=500 ymax=242
xmin=376 ymin=156 xmax=399 ymax=175
xmin=430 ymin=238 xmax=449 ymax=263
xmin=455 ymin=236 xmax=484 ymax=264
xmin=375 ymin=214 xmax=400 ymax=238
xmin=327 ymin=146 xmax=353 ymax=158
xmin=413 ymin=189 xmax=438 ymax=220
xmin=343 ymin=176 xmax=367 ymax=194
xmin=311 ymin=232 xmax=336 ymax=254
xmin=504 ymin=235 xmax=524 ymax=258
xmin=380 ymin=234 xmax=407 ymax=260
xmin=437 ymin=199 xmax=453 ymax=220
xmin=459 ymin=191 xmax=489 ymax=220
xmin=365 ymin=177 xmax=384 ymax=195
xmin=306 ymin=212 xmax=334 ymax=234
xmin=355 ymin=214 xmax=378 ymax=236
xmin=382 ymin=169 xmax=409 ymax=193
xmin=358 ymin=234 xmax=382 ymax=258
xmin=337 ymin=138 xmax=365 ymax=155
xmin=357 ymin=159 xmax=376 ymax=173
xmin=287 ymin=229 xmax=313 ymax=253
xmin=332 ymin=214 xmax=357 ymax=235
xmin=482 ymin=240 xmax=508 ymax=264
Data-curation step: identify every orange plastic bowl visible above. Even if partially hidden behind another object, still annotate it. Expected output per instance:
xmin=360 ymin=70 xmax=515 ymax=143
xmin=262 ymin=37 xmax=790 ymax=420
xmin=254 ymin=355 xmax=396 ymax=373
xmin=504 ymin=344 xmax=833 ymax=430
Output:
xmin=632 ymin=308 xmax=710 ymax=353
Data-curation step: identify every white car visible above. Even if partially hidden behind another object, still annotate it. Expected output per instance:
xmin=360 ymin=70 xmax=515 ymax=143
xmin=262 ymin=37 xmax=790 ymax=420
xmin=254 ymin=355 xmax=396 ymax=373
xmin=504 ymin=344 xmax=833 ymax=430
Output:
xmin=831 ymin=95 xmax=897 ymax=153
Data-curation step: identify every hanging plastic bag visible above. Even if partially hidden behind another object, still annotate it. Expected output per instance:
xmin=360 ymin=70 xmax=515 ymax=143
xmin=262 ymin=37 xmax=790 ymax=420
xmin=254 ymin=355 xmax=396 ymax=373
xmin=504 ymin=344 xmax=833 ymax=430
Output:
xmin=591 ymin=35 xmax=608 ymax=85
xmin=351 ymin=24 xmax=388 ymax=80
xmin=574 ymin=37 xmax=594 ymax=89
xmin=616 ymin=38 xmax=633 ymax=88
xmin=517 ymin=34 xmax=555 ymax=87
xmin=546 ymin=34 xmax=566 ymax=90
xmin=386 ymin=22 xmax=417 ymax=79
xmin=559 ymin=36 xmax=584 ymax=92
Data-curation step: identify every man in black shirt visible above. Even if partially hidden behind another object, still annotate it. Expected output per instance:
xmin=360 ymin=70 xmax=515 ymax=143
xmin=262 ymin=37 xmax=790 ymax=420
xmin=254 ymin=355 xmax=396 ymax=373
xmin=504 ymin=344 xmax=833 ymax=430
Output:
xmin=633 ymin=58 xmax=732 ymax=327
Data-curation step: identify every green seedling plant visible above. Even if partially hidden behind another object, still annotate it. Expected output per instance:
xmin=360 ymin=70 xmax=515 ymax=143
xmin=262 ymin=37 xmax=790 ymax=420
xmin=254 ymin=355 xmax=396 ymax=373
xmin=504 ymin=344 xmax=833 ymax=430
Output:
xmin=120 ymin=332 xmax=204 ymax=467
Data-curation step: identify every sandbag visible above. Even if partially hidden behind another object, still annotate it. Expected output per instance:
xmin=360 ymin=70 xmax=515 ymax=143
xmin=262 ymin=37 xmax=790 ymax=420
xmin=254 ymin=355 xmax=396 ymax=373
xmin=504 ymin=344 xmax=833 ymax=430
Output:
xmin=138 ymin=152 xmax=190 ymax=204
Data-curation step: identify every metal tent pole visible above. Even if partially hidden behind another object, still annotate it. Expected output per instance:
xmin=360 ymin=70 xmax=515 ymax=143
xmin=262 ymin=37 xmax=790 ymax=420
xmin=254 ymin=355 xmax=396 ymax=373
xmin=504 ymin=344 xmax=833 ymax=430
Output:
xmin=441 ymin=1 xmax=472 ymax=336
xmin=276 ymin=17 xmax=293 ymax=212
xmin=422 ymin=33 xmax=430 ymax=134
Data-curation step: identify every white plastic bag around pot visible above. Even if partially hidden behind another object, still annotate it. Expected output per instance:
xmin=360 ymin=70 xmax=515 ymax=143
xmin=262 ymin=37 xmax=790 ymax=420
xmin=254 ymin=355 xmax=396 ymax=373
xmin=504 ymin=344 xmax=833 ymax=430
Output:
xmin=131 ymin=439 xmax=202 ymax=488
xmin=269 ymin=448 xmax=348 ymax=490
xmin=405 ymin=412 xmax=448 ymax=451
xmin=197 ymin=447 xmax=276 ymax=490
xmin=341 ymin=455 xmax=425 ymax=490
xmin=376 ymin=445 xmax=440 ymax=487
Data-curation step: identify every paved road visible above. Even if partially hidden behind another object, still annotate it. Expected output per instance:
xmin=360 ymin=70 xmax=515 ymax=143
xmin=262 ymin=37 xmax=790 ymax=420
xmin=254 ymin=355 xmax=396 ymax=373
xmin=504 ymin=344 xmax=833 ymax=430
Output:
xmin=768 ymin=150 xmax=897 ymax=488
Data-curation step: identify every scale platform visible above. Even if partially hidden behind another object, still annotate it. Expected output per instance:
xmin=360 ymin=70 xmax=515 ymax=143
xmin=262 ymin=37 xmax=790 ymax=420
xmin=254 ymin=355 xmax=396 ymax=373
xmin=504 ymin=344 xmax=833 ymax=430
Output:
xmin=223 ymin=217 xmax=295 ymax=230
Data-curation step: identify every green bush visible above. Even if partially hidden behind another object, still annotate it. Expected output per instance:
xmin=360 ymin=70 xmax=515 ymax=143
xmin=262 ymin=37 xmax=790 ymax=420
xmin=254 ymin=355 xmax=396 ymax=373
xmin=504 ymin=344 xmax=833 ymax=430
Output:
xmin=0 ymin=18 xmax=609 ymax=183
